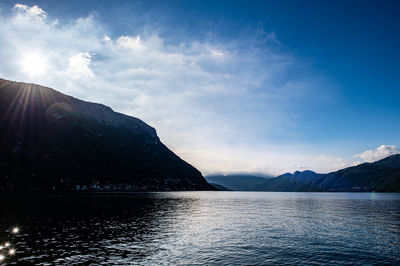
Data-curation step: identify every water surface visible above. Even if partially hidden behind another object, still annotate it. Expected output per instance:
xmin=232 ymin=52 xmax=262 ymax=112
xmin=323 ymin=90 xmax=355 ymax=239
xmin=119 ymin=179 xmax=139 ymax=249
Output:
xmin=1 ymin=192 xmax=399 ymax=265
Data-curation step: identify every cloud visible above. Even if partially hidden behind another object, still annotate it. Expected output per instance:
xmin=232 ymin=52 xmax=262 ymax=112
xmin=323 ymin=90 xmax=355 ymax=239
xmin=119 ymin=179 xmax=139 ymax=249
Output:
xmin=354 ymin=145 xmax=400 ymax=162
xmin=0 ymin=3 xmax=338 ymax=175
xmin=117 ymin=36 xmax=145 ymax=50
xmin=103 ymin=35 xmax=111 ymax=42
xmin=210 ymin=49 xmax=224 ymax=56
xmin=68 ymin=52 xmax=94 ymax=78
xmin=13 ymin=3 xmax=47 ymax=20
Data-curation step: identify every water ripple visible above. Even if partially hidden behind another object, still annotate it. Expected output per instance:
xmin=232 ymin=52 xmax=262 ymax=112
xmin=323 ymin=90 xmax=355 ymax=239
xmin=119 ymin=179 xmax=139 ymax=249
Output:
xmin=0 ymin=192 xmax=399 ymax=265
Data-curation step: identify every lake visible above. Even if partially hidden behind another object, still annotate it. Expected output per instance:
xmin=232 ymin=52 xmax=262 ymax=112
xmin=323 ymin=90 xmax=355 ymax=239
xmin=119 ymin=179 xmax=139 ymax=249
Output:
xmin=1 ymin=192 xmax=400 ymax=265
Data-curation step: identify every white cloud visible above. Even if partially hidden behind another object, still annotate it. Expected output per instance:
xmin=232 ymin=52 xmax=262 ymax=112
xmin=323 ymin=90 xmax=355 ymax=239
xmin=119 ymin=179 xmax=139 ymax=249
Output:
xmin=13 ymin=3 xmax=47 ymax=20
xmin=68 ymin=52 xmax=94 ymax=78
xmin=210 ymin=49 xmax=224 ymax=56
xmin=103 ymin=35 xmax=111 ymax=42
xmin=117 ymin=36 xmax=145 ymax=50
xmin=0 ymin=4 xmax=338 ymax=176
xmin=354 ymin=145 xmax=400 ymax=162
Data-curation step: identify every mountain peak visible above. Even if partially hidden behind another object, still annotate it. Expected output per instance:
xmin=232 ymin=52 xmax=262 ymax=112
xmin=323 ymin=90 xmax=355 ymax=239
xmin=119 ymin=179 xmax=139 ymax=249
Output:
xmin=0 ymin=78 xmax=214 ymax=191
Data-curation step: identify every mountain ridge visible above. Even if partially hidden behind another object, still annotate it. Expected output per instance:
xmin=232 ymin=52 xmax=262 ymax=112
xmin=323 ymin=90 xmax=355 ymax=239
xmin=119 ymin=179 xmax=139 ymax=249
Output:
xmin=255 ymin=154 xmax=400 ymax=192
xmin=207 ymin=155 xmax=400 ymax=192
xmin=0 ymin=78 xmax=214 ymax=191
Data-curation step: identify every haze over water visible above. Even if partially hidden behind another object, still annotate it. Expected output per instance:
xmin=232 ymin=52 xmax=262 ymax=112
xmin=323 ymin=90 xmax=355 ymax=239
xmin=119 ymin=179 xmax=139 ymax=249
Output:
xmin=1 ymin=192 xmax=399 ymax=265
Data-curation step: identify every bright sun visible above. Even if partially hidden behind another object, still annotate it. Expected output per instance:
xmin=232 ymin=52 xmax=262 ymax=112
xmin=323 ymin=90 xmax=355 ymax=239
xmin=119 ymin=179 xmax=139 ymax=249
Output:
xmin=21 ymin=53 xmax=48 ymax=76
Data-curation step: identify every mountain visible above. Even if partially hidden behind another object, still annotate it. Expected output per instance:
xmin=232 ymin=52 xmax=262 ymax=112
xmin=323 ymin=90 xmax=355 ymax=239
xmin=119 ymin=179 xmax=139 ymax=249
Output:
xmin=0 ymin=78 xmax=214 ymax=191
xmin=209 ymin=183 xmax=231 ymax=191
xmin=255 ymin=155 xmax=400 ymax=192
xmin=205 ymin=174 xmax=273 ymax=191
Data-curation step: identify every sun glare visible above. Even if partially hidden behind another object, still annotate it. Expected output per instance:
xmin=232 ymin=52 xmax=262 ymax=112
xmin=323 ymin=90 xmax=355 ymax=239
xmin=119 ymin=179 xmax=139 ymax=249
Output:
xmin=9 ymin=248 xmax=16 ymax=255
xmin=21 ymin=53 xmax=48 ymax=76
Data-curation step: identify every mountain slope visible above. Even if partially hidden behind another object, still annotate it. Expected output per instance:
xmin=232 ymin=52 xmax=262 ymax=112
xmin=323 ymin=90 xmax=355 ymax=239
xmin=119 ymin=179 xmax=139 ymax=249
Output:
xmin=255 ymin=155 xmax=400 ymax=192
xmin=209 ymin=183 xmax=231 ymax=191
xmin=0 ymin=78 xmax=214 ymax=191
xmin=205 ymin=174 xmax=273 ymax=191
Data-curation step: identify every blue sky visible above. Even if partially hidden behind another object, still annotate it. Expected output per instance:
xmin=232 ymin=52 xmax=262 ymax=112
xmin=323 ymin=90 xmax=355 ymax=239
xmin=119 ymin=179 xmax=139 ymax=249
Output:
xmin=0 ymin=0 xmax=399 ymax=175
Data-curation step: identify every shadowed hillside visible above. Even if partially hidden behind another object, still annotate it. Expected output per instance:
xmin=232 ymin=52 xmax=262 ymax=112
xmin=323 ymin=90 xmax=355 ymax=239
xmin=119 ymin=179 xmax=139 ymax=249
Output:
xmin=0 ymin=78 xmax=214 ymax=191
xmin=255 ymin=155 xmax=400 ymax=192
xmin=205 ymin=174 xmax=273 ymax=191
xmin=206 ymin=156 xmax=400 ymax=192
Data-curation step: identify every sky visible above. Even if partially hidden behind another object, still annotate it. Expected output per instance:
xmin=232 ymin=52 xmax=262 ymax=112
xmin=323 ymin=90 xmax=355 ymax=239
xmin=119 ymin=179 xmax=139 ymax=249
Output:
xmin=0 ymin=0 xmax=399 ymax=176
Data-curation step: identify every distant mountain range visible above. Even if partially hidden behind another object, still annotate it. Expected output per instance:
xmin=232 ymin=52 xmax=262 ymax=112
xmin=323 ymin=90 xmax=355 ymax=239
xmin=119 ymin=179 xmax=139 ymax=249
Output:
xmin=205 ymin=174 xmax=273 ymax=191
xmin=0 ymin=78 xmax=214 ymax=191
xmin=207 ymin=155 xmax=400 ymax=192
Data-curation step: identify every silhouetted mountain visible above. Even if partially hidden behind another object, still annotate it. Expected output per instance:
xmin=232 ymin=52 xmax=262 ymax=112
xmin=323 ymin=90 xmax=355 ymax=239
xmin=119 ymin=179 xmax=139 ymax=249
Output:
xmin=0 ymin=78 xmax=214 ymax=191
xmin=209 ymin=183 xmax=231 ymax=191
xmin=255 ymin=155 xmax=400 ymax=192
xmin=373 ymin=154 xmax=400 ymax=168
xmin=205 ymin=174 xmax=273 ymax=191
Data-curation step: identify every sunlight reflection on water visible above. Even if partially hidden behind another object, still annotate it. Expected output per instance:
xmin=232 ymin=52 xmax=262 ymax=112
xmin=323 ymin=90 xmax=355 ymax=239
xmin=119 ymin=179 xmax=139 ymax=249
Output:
xmin=1 ymin=192 xmax=400 ymax=265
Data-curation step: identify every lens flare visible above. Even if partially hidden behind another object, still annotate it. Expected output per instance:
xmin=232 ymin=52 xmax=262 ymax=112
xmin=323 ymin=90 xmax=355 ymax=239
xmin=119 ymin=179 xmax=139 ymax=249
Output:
xmin=9 ymin=248 xmax=15 ymax=255
xmin=12 ymin=227 xmax=19 ymax=234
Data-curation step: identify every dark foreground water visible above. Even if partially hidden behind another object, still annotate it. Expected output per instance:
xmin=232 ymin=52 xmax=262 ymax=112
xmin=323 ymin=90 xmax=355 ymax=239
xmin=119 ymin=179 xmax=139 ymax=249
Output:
xmin=1 ymin=192 xmax=400 ymax=265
